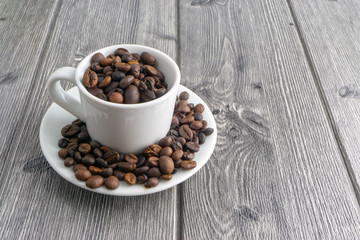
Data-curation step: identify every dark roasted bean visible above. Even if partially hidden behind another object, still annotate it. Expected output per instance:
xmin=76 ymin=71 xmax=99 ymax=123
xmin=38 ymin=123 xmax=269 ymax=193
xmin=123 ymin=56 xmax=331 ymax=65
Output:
xmin=91 ymin=53 xmax=105 ymax=64
xmin=114 ymin=48 xmax=129 ymax=56
xmin=61 ymin=124 xmax=80 ymax=138
xmin=194 ymin=104 xmax=205 ymax=113
xmin=146 ymin=167 xmax=161 ymax=178
xmin=86 ymin=175 xmax=104 ymax=188
xmin=112 ymin=71 xmax=125 ymax=81
xmin=179 ymin=125 xmax=193 ymax=141
xmin=117 ymin=162 xmax=136 ymax=172
xmin=136 ymin=155 xmax=146 ymax=167
xmin=95 ymin=157 xmax=108 ymax=168
xmin=75 ymin=169 xmax=92 ymax=181
xmin=124 ymin=172 xmax=136 ymax=185
xmin=174 ymin=159 xmax=182 ymax=168
xmin=125 ymin=153 xmax=138 ymax=164
xmin=183 ymin=151 xmax=195 ymax=160
xmin=93 ymin=148 xmax=103 ymax=158
xmin=179 ymin=91 xmax=189 ymax=100
xmin=137 ymin=174 xmax=148 ymax=184
xmin=202 ymin=128 xmax=214 ymax=136
xmin=78 ymin=143 xmax=91 ymax=154
xmin=82 ymin=154 xmax=96 ymax=166
xmin=145 ymin=177 xmax=159 ymax=188
xmin=105 ymin=176 xmax=119 ymax=190
xmin=199 ymin=132 xmax=206 ymax=144
xmin=113 ymin=170 xmax=126 ymax=180
xmin=140 ymin=52 xmax=156 ymax=65
xmin=101 ymin=167 xmax=113 ymax=178
xmin=124 ymin=85 xmax=140 ymax=104
xmin=133 ymin=166 xmax=150 ymax=176
xmin=181 ymin=161 xmax=197 ymax=170
xmin=58 ymin=138 xmax=68 ymax=148
xmin=73 ymin=164 xmax=87 ymax=172
xmin=158 ymin=136 xmax=173 ymax=147
xmin=64 ymin=157 xmax=75 ymax=167
xmin=58 ymin=148 xmax=69 ymax=159
xmin=74 ymin=151 xmax=82 ymax=162
xmin=159 ymin=156 xmax=174 ymax=174
xmin=146 ymin=157 xmax=159 ymax=167
xmin=103 ymin=151 xmax=120 ymax=163
xmin=89 ymin=166 xmax=103 ymax=175
xmin=193 ymin=112 xmax=203 ymax=121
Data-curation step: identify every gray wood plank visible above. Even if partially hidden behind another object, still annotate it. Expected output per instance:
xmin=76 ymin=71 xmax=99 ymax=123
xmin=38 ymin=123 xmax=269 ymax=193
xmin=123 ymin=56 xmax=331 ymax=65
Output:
xmin=0 ymin=0 xmax=178 ymax=240
xmin=0 ymin=0 xmax=59 ymax=163
xmin=179 ymin=0 xmax=360 ymax=239
xmin=288 ymin=0 xmax=360 ymax=196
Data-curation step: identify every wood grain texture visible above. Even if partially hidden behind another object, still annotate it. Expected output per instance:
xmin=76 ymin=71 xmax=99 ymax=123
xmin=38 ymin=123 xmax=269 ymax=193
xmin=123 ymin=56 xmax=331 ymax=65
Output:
xmin=288 ymin=0 xmax=360 ymax=196
xmin=0 ymin=0 xmax=60 ymax=166
xmin=179 ymin=0 xmax=360 ymax=239
xmin=0 ymin=0 xmax=178 ymax=240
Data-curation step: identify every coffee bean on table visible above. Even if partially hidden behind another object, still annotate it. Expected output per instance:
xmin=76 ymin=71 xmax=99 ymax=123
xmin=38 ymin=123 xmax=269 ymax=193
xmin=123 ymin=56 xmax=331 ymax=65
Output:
xmin=75 ymin=169 xmax=92 ymax=181
xmin=172 ymin=150 xmax=183 ymax=161
xmin=181 ymin=160 xmax=197 ymax=170
xmin=58 ymin=148 xmax=69 ymax=159
xmin=124 ymin=153 xmax=138 ymax=164
xmin=105 ymin=176 xmax=120 ymax=190
xmin=99 ymin=168 xmax=112 ymax=178
xmin=86 ymin=175 xmax=104 ymax=188
xmin=61 ymin=124 xmax=79 ymax=138
xmin=159 ymin=156 xmax=174 ymax=174
xmin=124 ymin=172 xmax=137 ymax=185
xmin=64 ymin=157 xmax=75 ymax=167
xmin=145 ymin=177 xmax=159 ymax=188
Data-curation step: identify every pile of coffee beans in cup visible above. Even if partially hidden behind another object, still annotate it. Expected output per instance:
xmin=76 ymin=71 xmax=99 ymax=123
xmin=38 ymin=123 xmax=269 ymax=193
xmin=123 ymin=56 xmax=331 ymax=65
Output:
xmin=83 ymin=48 xmax=167 ymax=104
xmin=57 ymin=91 xmax=214 ymax=190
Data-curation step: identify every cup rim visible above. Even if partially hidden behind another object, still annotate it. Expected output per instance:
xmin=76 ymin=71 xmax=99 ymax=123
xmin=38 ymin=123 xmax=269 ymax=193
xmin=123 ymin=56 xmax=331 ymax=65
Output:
xmin=75 ymin=44 xmax=180 ymax=109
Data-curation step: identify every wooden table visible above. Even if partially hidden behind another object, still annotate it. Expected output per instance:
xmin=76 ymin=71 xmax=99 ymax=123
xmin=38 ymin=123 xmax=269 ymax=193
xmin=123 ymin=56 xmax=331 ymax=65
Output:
xmin=1 ymin=0 xmax=360 ymax=239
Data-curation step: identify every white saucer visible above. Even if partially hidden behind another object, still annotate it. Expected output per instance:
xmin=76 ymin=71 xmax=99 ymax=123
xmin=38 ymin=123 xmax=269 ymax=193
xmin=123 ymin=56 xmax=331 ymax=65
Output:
xmin=39 ymin=85 xmax=217 ymax=196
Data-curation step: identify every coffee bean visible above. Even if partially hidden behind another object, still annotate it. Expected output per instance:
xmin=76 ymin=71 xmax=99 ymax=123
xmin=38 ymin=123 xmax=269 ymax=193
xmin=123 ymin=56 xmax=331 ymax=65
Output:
xmin=155 ymin=87 xmax=167 ymax=98
xmin=82 ymin=154 xmax=96 ymax=166
xmin=73 ymin=164 xmax=87 ymax=172
xmin=72 ymin=119 xmax=85 ymax=126
xmin=179 ymin=91 xmax=189 ymax=100
xmin=100 ymin=146 xmax=112 ymax=153
xmin=58 ymin=148 xmax=69 ymax=159
xmin=183 ymin=151 xmax=195 ymax=160
xmin=78 ymin=143 xmax=91 ymax=154
xmin=66 ymin=141 xmax=79 ymax=150
xmin=124 ymin=85 xmax=140 ymax=104
xmin=185 ymin=142 xmax=200 ymax=152
xmin=132 ymin=53 xmax=141 ymax=60
xmin=115 ymin=62 xmax=131 ymax=73
xmin=160 ymin=147 xmax=173 ymax=157
xmin=146 ymin=157 xmax=159 ymax=167
xmin=144 ymin=144 xmax=162 ymax=157
xmin=124 ymin=153 xmax=138 ymax=164
xmin=145 ymin=177 xmax=159 ymax=188
xmin=105 ymin=176 xmax=119 ymax=190
xmin=192 ymin=134 xmax=199 ymax=144
xmin=129 ymin=64 xmax=140 ymax=78
xmin=95 ymin=157 xmax=108 ymax=168
xmin=64 ymin=157 xmax=75 ymax=167
xmin=188 ymin=103 xmax=194 ymax=109
xmin=136 ymin=155 xmax=146 ymax=167
xmin=58 ymin=138 xmax=68 ymax=148
xmin=103 ymin=65 xmax=113 ymax=75
xmin=202 ymin=128 xmax=214 ymax=136
xmin=100 ymin=57 xmax=113 ymax=67
xmin=140 ymin=52 xmax=156 ymax=66
xmin=89 ymin=166 xmax=103 ymax=175
xmin=137 ymin=174 xmax=148 ymax=184
xmin=171 ymin=141 xmax=183 ymax=151
xmin=159 ymin=156 xmax=174 ymax=174
xmin=194 ymin=104 xmax=205 ymax=113
xmin=180 ymin=115 xmax=195 ymax=125
xmin=78 ymin=132 xmax=90 ymax=142
xmin=104 ymin=81 xmax=119 ymax=93
xmin=171 ymin=117 xmax=179 ymax=127
xmin=111 ymin=71 xmax=125 ymax=82
xmin=86 ymin=175 xmax=104 ymax=188
xmin=179 ymin=125 xmax=193 ymax=141
xmin=103 ymin=151 xmax=120 ymax=163
xmin=101 ymin=167 xmax=113 ymax=178
xmin=156 ymin=70 xmax=165 ymax=82
xmin=109 ymin=92 xmax=124 ymax=103
xmin=88 ymin=86 xmax=104 ymax=97
xmin=93 ymin=148 xmax=102 ymax=158
xmin=113 ymin=170 xmax=126 ymax=180
xmin=201 ymin=120 xmax=208 ymax=129
xmin=198 ymin=132 xmax=206 ymax=144
xmin=124 ymin=172 xmax=136 ymax=185
xmin=90 ymin=140 xmax=102 ymax=149
xmin=177 ymin=137 xmax=186 ymax=146
xmin=61 ymin=124 xmax=80 ymax=138
xmin=115 ymin=48 xmax=129 ymax=57
xmin=91 ymin=53 xmax=105 ymax=64
xmin=74 ymin=151 xmax=82 ymax=162
xmin=122 ymin=53 xmax=134 ymax=63
xmin=146 ymin=167 xmax=161 ymax=178
xmin=133 ymin=166 xmax=150 ymax=176
xmin=143 ymin=65 xmax=157 ymax=76
xmin=174 ymin=159 xmax=182 ymax=168
xmin=190 ymin=121 xmax=203 ymax=130
xmin=68 ymin=148 xmax=76 ymax=158
xmin=181 ymin=161 xmax=197 ymax=170
xmin=141 ymin=90 xmax=156 ymax=102
xmin=117 ymin=162 xmax=136 ymax=172
xmin=193 ymin=112 xmax=203 ymax=121
xmin=158 ymin=136 xmax=173 ymax=147
xmin=172 ymin=150 xmax=183 ymax=161
xmin=75 ymin=169 xmax=92 ymax=181
xmin=178 ymin=104 xmax=191 ymax=113
xmin=83 ymin=70 xmax=98 ymax=88
xmin=109 ymin=163 xmax=118 ymax=169
xmin=169 ymin=129 xmax=179 ymax=138
xmin=162 ymin=174 xmax=172 ymax=181
xmin=119 ymin=75 xmax=134 ymax=88
xmin=98 ymin=75 xmax=111 ymax=88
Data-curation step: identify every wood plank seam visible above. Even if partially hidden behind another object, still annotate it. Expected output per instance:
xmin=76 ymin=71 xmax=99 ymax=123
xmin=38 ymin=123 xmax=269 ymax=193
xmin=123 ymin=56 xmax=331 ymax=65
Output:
xmin=286 ymin=0 xmax=360 ymax=204
xmin=0 ymin=0 xmax=62 ymax=174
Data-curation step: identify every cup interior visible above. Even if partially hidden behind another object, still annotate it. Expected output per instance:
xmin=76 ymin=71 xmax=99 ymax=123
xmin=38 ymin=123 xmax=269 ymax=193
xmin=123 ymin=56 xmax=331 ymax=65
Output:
xmin=75 ymin=44 xmax=180 ymax=108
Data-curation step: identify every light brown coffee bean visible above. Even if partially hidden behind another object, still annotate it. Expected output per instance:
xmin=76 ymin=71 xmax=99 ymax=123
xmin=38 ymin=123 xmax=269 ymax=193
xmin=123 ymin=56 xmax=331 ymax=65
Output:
xmin=162 ymin=174 xmax=172 ymax=181
xmin=109 ymin=92 xmax=124 ymax=103
xmin=58 ymin=148 xmax=69 ymax=159
xmin=172 ymin=150 xmax=183 ymax=161
xmin=90 ymin=53 xmax=105 ymax=64
xmin=73 ymin=163 xmax=87 ymax=172
xmin=180 ymin=115 xmax=195 ymax=124
xmin=105 ymin=176 xmax=120 ymax=190
xmin=100 ymin=57 xmax=113 ymax=67
xmin=124 ymin=172 xmax=137 ymax=185
xmin=190 ymin=121 xmax=203 ymax=130
xmin=160 ymin=147 xmax=173 ymax=157
xmin=158 ymin=136 xmax=173 ymax=147
xmin=185 ymin=142 xmax=200 ymax=152
xmin=143 ymin=65 xmax=158 ymax=76
xmin=86 ymin=175 xmax=104 ymax=188
xmin=75 ymin=169 xmax=92 ymax=181
xmin=181 ymin=160 xmax=197 ymax=170
xmin=144 ymin=144 xmax=162 ymax=157
xmin=98 ymin=75 xmax=111 ymax=88
xmin=179 ymin=125 xmax=193 ymax=141
xmin=159 ymin=156 xmax=174 ymax=174
xmin=194 ymin=104 xmax=205 ymax=113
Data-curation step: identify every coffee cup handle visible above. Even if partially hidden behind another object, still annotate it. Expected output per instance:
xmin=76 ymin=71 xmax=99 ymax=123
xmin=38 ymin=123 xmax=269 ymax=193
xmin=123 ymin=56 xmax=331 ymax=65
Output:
xmin=47 ymin=67 xmax=85 ymax=121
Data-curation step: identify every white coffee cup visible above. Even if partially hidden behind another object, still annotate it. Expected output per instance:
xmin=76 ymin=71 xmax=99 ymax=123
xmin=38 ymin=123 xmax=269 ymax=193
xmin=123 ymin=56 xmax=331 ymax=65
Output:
xmin=47 ymin=44 xmax=180 ymax=153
